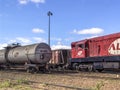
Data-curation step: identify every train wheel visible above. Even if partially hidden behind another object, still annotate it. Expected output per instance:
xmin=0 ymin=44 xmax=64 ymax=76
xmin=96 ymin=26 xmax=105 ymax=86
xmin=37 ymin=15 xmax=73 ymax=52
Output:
xmin=72 ymin=63 xmax=79 ymax=70
xmin=0 ymin=66 xmax=5 ymax=70
xmin=26 ymin=67 xmax=37 ymax=73
xmin=26 ymin=68 xmax=31 ymax=73
xmin=97 ymin=69 xmax=103 ymax=72
xmin=39 ymin=67 xmax=49 ymax=73
xmin=88 ymin=65 xmax=94 ymax=72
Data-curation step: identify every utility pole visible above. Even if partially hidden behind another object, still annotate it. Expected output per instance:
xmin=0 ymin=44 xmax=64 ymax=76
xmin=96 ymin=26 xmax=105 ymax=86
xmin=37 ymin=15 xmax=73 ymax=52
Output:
xmin=47 ymin=11 xmax=53 ymax=46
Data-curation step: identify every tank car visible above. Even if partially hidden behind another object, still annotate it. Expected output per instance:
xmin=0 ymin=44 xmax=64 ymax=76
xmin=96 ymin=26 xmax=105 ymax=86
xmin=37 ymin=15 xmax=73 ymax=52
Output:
xmin=70 ymin=32 xmax=120 ymax=72
xmin=0 ymin=43 xmax=52 ymax=73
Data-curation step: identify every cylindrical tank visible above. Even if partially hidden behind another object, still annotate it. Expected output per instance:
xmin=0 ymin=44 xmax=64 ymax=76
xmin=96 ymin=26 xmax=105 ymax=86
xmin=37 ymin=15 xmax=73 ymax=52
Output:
xmin=0 ymin=50 xmax=6 ymax=64
xmin=0 ymin=43 xmax=52 ymax=64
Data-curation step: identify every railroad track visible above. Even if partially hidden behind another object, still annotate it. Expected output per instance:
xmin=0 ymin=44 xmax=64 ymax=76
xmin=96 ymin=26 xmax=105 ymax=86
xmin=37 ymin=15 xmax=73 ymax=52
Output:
xmin=0 ymin=69 xmax=119 ymax=90
xmin=0 ymin=70 xmax=89 ymax=90
xmin=0 ymin=69 xmax=119 ymax=80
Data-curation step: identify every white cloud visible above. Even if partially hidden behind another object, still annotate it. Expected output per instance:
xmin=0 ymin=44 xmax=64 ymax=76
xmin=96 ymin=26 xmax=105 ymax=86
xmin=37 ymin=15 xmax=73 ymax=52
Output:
xmin=51 ymin=37 xmax=62 ymax=41
xmin=18 ymin=0 xmax=45 ymax=5
xmin=8 ymin=40 xmax=17 ymax=43
xmin=5 ymin=38 xmax=31 ymax=45
xmin=0 ymin=36 xmax=47 ymax=49
xmin=51 ymin=41 xmax=71 ymax=50
xmin=16 ymin=37 xmax=31 ymax=44
xmin=32 ymin=28 xmax=45 ymax=33
xmin=18 ymin=0 xmax=29 ymax=5
xmin=1 ymin=37 xmax=46 ymax=46
xmin=33 ymin=37 xmax=46 ymax=43
xmin=0 ymin=37 xmax=71 ymax=50
xmin=0 ymin=43 xmax=7 ymax=50
xmin=31 ymin=0 xmax=45 ymax=3
xmin=86 ymin=35 xmax=99 ymax=39
xmin=72 ymin=28 xmax=104 ymax=35
xmin=51 ymin=44 xmax=71 ymax=50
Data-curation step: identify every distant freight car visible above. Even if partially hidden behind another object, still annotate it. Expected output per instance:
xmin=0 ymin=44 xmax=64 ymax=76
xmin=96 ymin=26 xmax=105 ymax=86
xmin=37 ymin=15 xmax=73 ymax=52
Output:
xmin=49 ymin=49 xmax=71 ymax=70
xmin=0 ymin=43 xmax=52 ymax=73
xmin=70 ymin=32 xmax=120 ymax=72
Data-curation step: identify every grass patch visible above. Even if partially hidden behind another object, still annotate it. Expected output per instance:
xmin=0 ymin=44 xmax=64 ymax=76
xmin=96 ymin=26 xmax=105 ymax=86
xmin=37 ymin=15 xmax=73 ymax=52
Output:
xmin=92 ymin=81 xmax=104 ymax=90
xmin=14 ymin=85 xmax=32 ymax=90
xmin=0 ymin=80 xmax=14 ymax=88
xmin=0 ymin=79 xmax=32 ymax=90
xmin=17 ymin=79 xmax=30 ymax=85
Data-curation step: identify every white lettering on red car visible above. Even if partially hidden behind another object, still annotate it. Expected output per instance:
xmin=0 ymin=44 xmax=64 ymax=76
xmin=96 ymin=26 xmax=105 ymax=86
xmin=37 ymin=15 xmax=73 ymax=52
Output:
xmin=108 ymin=38 xmax=120 ymax=55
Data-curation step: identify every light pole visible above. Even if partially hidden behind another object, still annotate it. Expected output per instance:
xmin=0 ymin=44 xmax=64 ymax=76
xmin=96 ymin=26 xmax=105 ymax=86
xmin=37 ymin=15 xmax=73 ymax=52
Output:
xmin=47 ymin=11 xmax=53 ymax=46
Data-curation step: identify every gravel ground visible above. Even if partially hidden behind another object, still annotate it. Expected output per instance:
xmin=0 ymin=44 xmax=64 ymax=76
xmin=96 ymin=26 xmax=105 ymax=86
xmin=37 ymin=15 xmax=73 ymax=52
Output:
xmin=0 ymin=70 xmax=119 ymax=90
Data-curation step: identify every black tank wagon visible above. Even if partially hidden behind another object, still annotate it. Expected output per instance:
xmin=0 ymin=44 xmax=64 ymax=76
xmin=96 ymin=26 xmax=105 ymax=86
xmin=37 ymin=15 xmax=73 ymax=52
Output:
xmin=0 ymin=43 xmax=52 ymax=73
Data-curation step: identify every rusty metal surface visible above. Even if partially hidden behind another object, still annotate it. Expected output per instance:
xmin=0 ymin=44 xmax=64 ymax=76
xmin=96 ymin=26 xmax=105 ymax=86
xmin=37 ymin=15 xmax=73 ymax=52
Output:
xmin=49 ymin=49 xmax=71 ymax=65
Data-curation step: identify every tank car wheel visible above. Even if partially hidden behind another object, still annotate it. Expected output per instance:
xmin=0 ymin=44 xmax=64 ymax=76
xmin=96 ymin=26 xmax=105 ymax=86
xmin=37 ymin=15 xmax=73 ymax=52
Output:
xmin=40 ymin=68 xmax=47 ymax=73
xmin=39 ymin=67 xmax=48 ymax=73
xmin=26 ymin=67 xmax=37 ymax=74
xmin=0 ymin=66 xmax=4 ymax=70
xmin=97 ymin=69 xmax=103 ymax=72
xmin=57 ymin=66 xmax=62 ymax=71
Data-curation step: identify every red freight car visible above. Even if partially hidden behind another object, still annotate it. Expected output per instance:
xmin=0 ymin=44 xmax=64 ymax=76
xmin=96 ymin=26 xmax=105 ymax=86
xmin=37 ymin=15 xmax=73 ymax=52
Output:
xmin=49 ymin=49 xmax=71 ymax=70
xmin=70 ymin=32 xmax=120 ymax=72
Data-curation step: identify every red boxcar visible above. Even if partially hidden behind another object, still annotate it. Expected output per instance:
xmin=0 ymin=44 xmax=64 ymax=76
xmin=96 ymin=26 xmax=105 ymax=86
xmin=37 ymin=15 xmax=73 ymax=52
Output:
xmin=70 ymin=32 xmax=120 ymax=72
xmin=49 ymin=49 xmax=71 ymax=70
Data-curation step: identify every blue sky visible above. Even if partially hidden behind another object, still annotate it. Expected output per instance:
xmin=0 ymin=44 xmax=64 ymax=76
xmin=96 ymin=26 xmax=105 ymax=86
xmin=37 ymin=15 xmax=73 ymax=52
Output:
xmin=0 ymin=0 xmax=120 ymax=49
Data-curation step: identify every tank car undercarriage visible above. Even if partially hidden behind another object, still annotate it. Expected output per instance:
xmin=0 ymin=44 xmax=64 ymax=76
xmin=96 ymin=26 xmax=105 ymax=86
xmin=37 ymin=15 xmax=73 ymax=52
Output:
xmin=0 ymin=43 xmax=52 ymax=73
